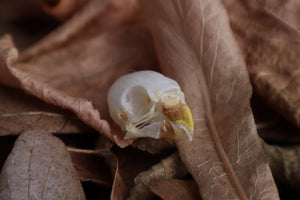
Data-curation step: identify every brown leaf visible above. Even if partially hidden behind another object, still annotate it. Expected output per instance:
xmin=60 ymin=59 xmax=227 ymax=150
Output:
xmin=42 ymin=0 xmax=88 ymax=20
xmin=110 ymin=147 xmax=166 ymax=200
xmin=68 ymin=147 xmax=113 ymax=187
xmin=252 ymin=94 xmax=300 ymax=143
xmin=19 ymin=0 xmax=139 ymax=61
xmin=0 ymin=86 xmax=90 ymax=136
xmin=128 ymin=153 xmax=188 ymax=200
xmin=258 ymin=0 xmax=300 ymax=31
xmin=262 ymin=141 xmax=300 ymax=192
xmin=223 ymin=0 xmax=300 ymax=130
xmin=0 ymin=129 xmax=86 ymax=199
xmin=141 ymin=0 xmax=279 ymax=199
xmin=0 ymin=0 xmax=157 ymax=147
xmin=132 ymin=138 xmax=176 ymax=154
xmin=149 ymin=179 xmax=201 ymax=200
xmin=0 ymin=0 xmax=59 ymax=50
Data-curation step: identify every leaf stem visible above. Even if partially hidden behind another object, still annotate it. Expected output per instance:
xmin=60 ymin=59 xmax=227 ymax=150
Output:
xmin=206 ymin=114 xmax=248 ymax=200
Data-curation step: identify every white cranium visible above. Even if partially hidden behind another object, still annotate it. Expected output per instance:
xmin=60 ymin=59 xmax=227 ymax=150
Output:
xmin=108 ymin=70 xmax=194 ymax=140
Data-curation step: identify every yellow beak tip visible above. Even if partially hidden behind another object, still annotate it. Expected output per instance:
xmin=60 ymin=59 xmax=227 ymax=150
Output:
xmin=171 ymin=105 xmax=194 ymax=141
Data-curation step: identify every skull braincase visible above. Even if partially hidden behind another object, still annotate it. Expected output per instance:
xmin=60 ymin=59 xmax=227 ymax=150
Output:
xmin=108 ymin=70 xmax=188 ymax=140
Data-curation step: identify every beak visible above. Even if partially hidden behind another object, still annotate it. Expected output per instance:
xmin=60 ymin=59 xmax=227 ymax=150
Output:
xmin=162 ymin=104 xmax=194 ymax=141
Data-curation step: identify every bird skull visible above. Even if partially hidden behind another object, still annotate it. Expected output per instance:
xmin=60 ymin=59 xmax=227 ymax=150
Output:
xmin=108 ymin=70 xmax=194 ymax=141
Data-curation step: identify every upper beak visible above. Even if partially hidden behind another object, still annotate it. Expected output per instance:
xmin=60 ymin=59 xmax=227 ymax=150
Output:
xmin=163 ymin=104 xmax=194 ymax=141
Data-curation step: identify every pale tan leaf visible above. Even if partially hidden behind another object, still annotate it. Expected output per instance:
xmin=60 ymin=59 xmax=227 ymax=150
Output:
xmin=141 ymin=0 xmax=279 ymax=199
xmin=0 ymin=129 xmax=86 ymax=200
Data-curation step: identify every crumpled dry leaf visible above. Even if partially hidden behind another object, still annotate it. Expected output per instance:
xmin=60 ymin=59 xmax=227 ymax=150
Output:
xmin=149 ymin=179 xmax=201 ymax=200
xmin=257 ymin=0 xmax=300 ymax=31
xmin=262 ymin=141 xmax=300 ymax=192
xmin=128 ymin=153 xmax=188 ymax=200
xmin=223 ymin=0 xmax=300 ymax=130
xmin=68 ymin=147 xmax=113 ymax=187
xmin=0 ymin=0 xmax=59 ymax=50
xmin=19 ymin=0 xmax=138 ymax=61
xmin=0 ymin=0 xmax=157 ymax=147
xmin=42 ymin=0 xmax=88 ymax=20
xmin=0 ymin=129 xmax=86 ymax=199
xmin=0 ymin=86 xmax=90 ymax=136
xmin=141 ymin=0 xmax=279 ymax=199
xmin=110 ymin=147 xmax=166 ymax=200
xmin=132 ymin=138 xmax=176 ymax=154
xmin=252 ymin=94 xmax=300 ymax=143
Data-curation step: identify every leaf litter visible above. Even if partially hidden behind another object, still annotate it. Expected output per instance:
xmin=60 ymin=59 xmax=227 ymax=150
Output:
xmin=1 ymin=0 xmax=300 ymax=199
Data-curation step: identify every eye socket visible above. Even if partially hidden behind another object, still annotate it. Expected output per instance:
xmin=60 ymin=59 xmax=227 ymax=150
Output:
xmin=122 ymin=86 xmax=152 ymax=117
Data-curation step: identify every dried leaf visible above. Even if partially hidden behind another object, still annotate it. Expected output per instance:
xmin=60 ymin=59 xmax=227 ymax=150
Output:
xmin=19 ymin=0 xmax=138 ymax=61
xmin=252 ymin=95 xmax=300 ymax=143
xmin=0 ymin=129 xmax=86 ymax=199
xmin=68 ymin=147 xmax=113 ymax=187
xmin=0 ymin=0 xmax=59 ymax=50
xmin=223 ymin=0 xmax=300 ymax=130
xmin=262 ymin=141 xmax=300 ymax=192
xmin=259 ymin=0 xmax=300 ymax=31
xmin=110 ymin=147 xmax=165 ymax=200
xmin=128 ymin=153 xmax=188 ymax=200
xmin=132 ymin=138 xmax=176 ymax=154
xmin=0 ymin=86 xmax=90 ymax=136
xmin=0 ymin=4 xmax=157 ymax=147
xmin=42 ymin=0 xmax=88 ymax=20
xmin=149 ymin=179 xmax=201 ymax=200
xmin=141 ymin=0 xmax=279 ymax=199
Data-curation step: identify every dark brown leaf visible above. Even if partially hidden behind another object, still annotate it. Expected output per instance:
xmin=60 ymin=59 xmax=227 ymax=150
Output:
xmin=19 ymin=0 xmax=139 ymax=61
xmin=223 ymin=0 xmax=300 ymax=131
xmin=149 ymin=179 xmax=201 ymax=200
xmin=128 ymin=153 xmax=188 ymax=200
xmin=110 ymin=147 xmax=165 ymax=200
xmin=42 ymin=0 xmax=88 ymax=20
xmin=132 ymin=138 xmax=176 ymax=154
xmin=0 ymin=129 xmax=86 ymax=199
xmin=68 ymin=147 xmax=113 ymax=187
xmin=262 ymin=141 xmax=300 ymax=192
xmin=0 ymin=0 xmax=59 ymax=50
xmin=141 ymin=0 xmax=279 ymax=199
xmin=259 ymin=0 xmax=300 ymax=31
xmin=252 ymin=94 xmax=300 ymax=144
